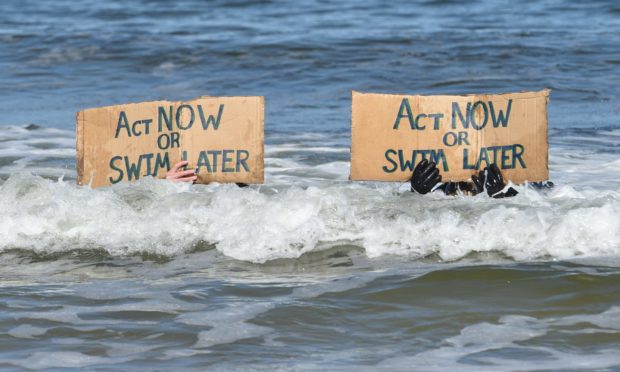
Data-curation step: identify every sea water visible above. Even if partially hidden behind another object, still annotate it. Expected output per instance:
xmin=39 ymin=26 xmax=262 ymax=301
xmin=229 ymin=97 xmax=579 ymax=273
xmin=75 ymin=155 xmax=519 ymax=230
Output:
xmin=1 ymin=0 xmax=620 ymax=370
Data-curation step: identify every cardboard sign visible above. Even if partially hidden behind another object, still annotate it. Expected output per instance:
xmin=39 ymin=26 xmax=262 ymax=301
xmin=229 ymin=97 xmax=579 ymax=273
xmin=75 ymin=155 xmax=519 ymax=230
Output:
xmin=350 ymin=90 xmax=549 ymax=184
xmin=77 ymin=96 xmax=264 ymax=188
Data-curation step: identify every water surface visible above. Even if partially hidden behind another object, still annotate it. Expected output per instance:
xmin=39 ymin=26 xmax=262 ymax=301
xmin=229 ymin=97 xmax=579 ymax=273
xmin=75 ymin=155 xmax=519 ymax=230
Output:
xmin=1 ymin=0 xmax=620 ymax=370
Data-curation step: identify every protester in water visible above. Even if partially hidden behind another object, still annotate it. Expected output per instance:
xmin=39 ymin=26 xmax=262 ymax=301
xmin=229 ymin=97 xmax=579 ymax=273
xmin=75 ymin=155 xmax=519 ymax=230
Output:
xmin=410 ymin=159 xmax=519 ymax=198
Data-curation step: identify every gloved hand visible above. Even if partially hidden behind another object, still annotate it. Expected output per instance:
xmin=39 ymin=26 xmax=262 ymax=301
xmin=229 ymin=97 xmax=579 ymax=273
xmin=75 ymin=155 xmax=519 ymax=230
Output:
xmin=471 ymin=163 xmax=518 ymax=198
xmin=410 ymin=159 xmax=442 ymax=194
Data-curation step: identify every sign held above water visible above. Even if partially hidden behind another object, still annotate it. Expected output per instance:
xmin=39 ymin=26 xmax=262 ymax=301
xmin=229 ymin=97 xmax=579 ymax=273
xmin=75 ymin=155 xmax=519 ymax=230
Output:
xmin=76 ymin=96 xmax=264 ymax=188
xmin=350 ymin=90 xmax=549 ymax=184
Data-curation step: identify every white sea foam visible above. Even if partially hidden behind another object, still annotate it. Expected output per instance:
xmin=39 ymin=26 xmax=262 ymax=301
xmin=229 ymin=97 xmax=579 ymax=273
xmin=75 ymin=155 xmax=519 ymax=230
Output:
xmin=8 ymin=324 xmax=48 ymax=339
xmin=7 ymin=351 xmax=123 ymax=370
xmin=0 ymin=125 xmax=75 ymax=179
xmin=168 ymin=270 xmax=381 ymax=353
xmin=1 ymin=125 xmax=619 ymax=263
xmin=378 ymin=307 xmax=620 ymax=371
xmin=32 ymin=46 xmax=100 ymax=65
xmin=552 ymin=305 xmax=620 ymax=330
xmin=0 ymin=171 xmax=619 ymax=263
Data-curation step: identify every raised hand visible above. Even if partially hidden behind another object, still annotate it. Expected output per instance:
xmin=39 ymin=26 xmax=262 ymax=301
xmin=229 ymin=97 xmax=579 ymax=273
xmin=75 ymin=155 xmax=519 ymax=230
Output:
xmin=166 ymin=160 xmax=198 ymax=183
xmin=471 ymin=163 xmax=518 ymax=198
xmin=410 ymin=159 xmax=442 ymax=194
xmin=471 ymin=168 xmax=486 ymax=195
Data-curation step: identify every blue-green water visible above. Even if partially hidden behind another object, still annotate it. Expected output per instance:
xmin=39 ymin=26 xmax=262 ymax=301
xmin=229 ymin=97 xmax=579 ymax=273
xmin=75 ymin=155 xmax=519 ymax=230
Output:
xmin=1 ymin=0 xmax=620 ymax=370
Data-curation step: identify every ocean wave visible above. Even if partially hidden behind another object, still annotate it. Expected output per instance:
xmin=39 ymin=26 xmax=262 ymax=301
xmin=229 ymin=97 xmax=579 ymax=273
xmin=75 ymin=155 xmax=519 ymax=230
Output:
xmin=0 ymin=173 xmax=618 ymax=263
xmin=1 ymin=124 xmax=619 ymax=263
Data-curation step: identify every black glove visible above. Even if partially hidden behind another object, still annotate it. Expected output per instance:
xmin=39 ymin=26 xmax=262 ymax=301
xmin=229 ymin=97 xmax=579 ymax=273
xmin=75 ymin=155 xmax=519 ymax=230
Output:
xmin=410 ymin=159 xmax=442 ymax=194
xmin=471 ymin=163 xmax=518 ymax=198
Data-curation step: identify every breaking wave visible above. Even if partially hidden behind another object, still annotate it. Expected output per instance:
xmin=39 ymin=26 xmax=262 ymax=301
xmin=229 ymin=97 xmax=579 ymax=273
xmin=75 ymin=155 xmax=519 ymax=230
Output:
xmin=1 ymin=124 xmax=619 ymax=263
xmin=0 ymin=172 xmax=619 ymax=263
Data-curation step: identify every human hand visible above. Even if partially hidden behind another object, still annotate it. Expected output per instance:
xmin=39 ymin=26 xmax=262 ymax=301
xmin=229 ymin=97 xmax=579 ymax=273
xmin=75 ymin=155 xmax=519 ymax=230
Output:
xmin=410 ymin=159 xmax=442 ymax=194
xmin=483 ymin=163 xmax=506 ymax=196
xmin=166 ymin=160 xmax=197 ymax=183
xmin=472 ymin=163 xmax=517 ymax=198
xmin=471 ymin=167 xmax=487 ymax=195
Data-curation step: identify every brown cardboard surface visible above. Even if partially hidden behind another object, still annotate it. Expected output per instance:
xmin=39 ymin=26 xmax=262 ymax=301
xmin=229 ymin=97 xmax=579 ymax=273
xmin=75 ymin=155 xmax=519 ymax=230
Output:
xmin=350 ymin=90 xmax=549 ymax=184
xmin=77 ymin=96 xmax=264 ymax=188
